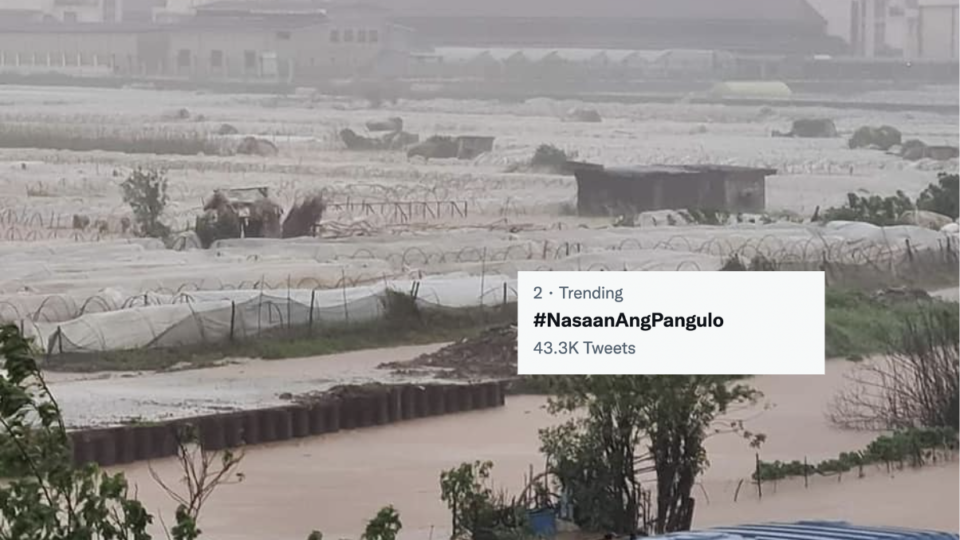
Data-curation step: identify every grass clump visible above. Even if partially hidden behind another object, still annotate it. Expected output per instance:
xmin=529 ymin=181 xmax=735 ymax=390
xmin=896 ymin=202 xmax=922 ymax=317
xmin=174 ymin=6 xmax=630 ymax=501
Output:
xmin=824 ymin=289 xmax=956 ymax=359
xmin=0 ymin=123 xmax=224 ymax=156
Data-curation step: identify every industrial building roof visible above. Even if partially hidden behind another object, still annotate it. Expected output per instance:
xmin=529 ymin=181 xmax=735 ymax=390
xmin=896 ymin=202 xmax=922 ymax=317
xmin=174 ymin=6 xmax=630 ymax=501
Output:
xmin=0 ymin=14 xmax=328 ymax=33
xmin=585 ymin=164 xmax=778 ymax=179
xmin=356 ymin=0 xmax=826 ymax=25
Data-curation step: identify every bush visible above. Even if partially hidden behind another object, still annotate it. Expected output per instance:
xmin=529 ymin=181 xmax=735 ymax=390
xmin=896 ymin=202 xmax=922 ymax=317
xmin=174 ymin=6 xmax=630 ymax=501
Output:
xmin=439 ymin=461 xmax=528 ymax=540
xmin=680 ymin=208 xmax=731 ymax=226
xmin=720 ymin=254 xmax=778 ymax=271
xmin=754 ymin=427 xmax=957 ymax=481
xmin=821 ymin=173 xmax=959 ymax=226
xmin=831 ymin=307 xmax=959 ymax=429
xmin=121 ymin=167 xmax=171 ymax=240
xmin=530 ymin=144 xmax=570 ymax=172
xmin=917 ymin=173 xmax=959 ymax=220
xmin=820 ymin=191 xmax=914 ymax=226
xmin=362 ymin=506 xmax=402 ymax=540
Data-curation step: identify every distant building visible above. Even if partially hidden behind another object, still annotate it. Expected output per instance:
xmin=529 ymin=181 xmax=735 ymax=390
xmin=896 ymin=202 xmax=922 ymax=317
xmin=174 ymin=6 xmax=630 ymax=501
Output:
xmin=353 ymin=0 xmax=845 ymax=55
xmin=0 ymin=0 xmax=122 ymax=23
xmin=917 ymin=0 xmax=958 ymax=60
xmin=849 ymin=0 xmax=920 ymax=57
xmin=847 ymin=0 xmax=957 ymax=60
xmin=0 ymin=1 xmax=406 ymax=83
xmin=573 ymin=164 xmax=774 ymax=217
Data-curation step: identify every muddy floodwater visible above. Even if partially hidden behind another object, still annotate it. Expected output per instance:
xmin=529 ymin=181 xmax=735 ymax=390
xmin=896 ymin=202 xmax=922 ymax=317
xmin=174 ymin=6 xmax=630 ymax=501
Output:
xmin=108 ymin=358 xmax=959 ymax=540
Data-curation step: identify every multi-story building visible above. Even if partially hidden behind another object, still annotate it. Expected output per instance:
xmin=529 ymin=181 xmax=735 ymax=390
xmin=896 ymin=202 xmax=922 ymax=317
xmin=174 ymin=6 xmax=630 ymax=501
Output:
xmin=0 ymin=0 xmax=121 ymax=23
xmin=355 ymin=0 xmax=846 ymax=55
xmin=0 ymin=0 xmax=406 ymax=83
xmin=917 ymin=0 xmax=958 ymax=60
xmin=848 ymin=0 xmax=958 ymax=60
xmin=849 ymin=0 xmax=920 ymax=57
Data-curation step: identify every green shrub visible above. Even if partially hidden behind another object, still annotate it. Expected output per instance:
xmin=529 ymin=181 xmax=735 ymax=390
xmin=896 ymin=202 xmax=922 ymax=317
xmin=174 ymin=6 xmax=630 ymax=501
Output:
xmin=820 ymin=191 xmax=913 ymax=226
xmin=754 ymin=427 xmax=958 ymax=481
xmin=121 ymin=167 xmax=171 ymax=240
xmin=917 ymin=173 xmax=958 ymax=220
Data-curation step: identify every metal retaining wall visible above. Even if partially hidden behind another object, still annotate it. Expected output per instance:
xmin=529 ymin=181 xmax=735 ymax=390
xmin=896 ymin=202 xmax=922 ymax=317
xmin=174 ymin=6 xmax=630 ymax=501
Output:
xmin=67 ymin=381 xmax=507 ymax=468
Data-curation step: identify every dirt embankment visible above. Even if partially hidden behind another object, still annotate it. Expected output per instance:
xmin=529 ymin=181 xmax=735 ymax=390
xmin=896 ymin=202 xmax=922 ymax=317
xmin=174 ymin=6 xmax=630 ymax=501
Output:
xmin=378 ymin=325 xmax=517 ymax=380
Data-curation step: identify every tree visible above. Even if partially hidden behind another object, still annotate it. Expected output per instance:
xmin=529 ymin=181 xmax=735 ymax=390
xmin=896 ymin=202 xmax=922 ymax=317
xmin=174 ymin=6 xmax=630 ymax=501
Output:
xmin=539 ymin=376 xmax=761 ymax=535
xmin=121 ymin=167 xmax=170 ymax=240
xmin=0 ymin=324 xmax=245 ymax=540
xmin=439 ymin=461 xmax=495 ymax=539
xmin=148 ymin=425 xmax=245 ymax=540
xmin=0 ymin=323 xmax=155 ymax=539
xmin=830 ymin=309 xmax=959 ymax=431
xmin=439 ymin=461 xmax=526 ymax=540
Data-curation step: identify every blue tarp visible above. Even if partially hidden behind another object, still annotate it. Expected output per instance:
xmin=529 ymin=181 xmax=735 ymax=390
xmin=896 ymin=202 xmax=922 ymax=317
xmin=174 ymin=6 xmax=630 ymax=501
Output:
xmin=658 ymin=522 xmax=958 ymax=540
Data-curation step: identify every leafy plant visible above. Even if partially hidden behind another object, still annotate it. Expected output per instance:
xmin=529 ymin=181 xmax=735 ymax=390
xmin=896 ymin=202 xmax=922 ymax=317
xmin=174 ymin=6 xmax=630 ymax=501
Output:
xmin=720 ymin=254 xmax=778 ymax=271
xmin=362 ymin=506 xmax=402 ymax=540
xmin=439 ymin=461 xmax=527 ymax=540
xmin=539 ymin=376 xmax=762 ymax=535
xmin=754 ymin=427 xmax=957 ymax=481
xmin=440 ymin=460 xmax=496 ymax=539
xmin=148 ymin=424 xmax=245 ymax=540
xmin=679 ymin=208 xmax=731 ymax=226
xmin=917 ymin=173 xmax=958 ymax=220
xmin=121 ymin=167 xmax=170 ymax=240
xmin=0 ymin=323 xmax=157 ymax=539
xmin=820 ymin=191 xmax=914 ymax=226
xmin=529 ymin=145 xmax=573 ymax=173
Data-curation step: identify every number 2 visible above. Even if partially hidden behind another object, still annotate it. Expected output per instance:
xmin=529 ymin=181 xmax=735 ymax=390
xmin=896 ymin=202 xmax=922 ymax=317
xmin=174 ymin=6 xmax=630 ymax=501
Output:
xmin=534 ymin=287 xmax=542 ymax=299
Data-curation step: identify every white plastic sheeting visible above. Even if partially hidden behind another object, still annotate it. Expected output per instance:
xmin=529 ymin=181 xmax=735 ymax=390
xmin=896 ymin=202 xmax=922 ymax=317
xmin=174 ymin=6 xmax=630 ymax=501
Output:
xmin=2 ymin=222 xmax=955 ymax=326
xmin=25 ymin=275 xmax=517 ymax=355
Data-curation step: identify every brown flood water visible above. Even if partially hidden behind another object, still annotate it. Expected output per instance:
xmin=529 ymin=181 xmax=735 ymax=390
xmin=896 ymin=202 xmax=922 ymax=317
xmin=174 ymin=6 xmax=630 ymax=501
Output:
xmin=114 ymin=360 xmax=960 ymax=540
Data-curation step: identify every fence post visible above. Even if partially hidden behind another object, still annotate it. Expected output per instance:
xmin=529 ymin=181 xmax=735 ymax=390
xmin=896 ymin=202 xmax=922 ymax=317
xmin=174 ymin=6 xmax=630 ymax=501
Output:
xmin=755 ymin=453 xmax=762 ymax=499
xmin=341 ymin=268 xmax=349 ymax=324
xmin=257 ymin=289 xmax=263 ymax=337
xmin=308 ymin=290 xmax=316 ymax=336
xmin=58 ymin=326 xmax=63 ymax=355
xmin=803 ymin=456 xmax=808 ymax=488
xmin=229 ymin=301 xmax=236 ymax=342
xmin=479 ymin=247 xmax=487 ymax=309
xmin=502 ymin=282 xmax=508 ymax=306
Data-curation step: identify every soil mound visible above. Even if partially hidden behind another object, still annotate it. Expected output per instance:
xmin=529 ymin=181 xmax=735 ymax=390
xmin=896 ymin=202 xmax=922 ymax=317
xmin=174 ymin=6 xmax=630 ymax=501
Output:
xmin=379 ymin=325 xmax=517 ymax=379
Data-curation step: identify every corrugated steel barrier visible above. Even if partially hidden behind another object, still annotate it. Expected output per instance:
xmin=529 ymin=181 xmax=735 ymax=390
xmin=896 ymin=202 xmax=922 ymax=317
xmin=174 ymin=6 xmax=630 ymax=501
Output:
xmin=67 ymin=381 xmax=506 ymax=467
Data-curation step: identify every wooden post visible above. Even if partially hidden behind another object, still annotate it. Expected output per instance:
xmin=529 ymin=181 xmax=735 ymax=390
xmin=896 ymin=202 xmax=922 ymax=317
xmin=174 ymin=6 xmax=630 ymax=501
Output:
xmin=308 ymin=290 xmax=316 ymax=335
xmin=341 ymin=268 xmax=349 ymax=324
xmin=229 ymin=301 xmax=236 ymax=342
xmin=755 ymin=453 xmax=762 ymax=499
xmin=803 ymin=456 xmax=808 ymax=488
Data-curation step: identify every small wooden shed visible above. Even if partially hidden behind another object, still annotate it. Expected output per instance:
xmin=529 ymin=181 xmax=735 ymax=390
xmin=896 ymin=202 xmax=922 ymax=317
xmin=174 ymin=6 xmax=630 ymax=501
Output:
xmin=574 ymin=163 xmax=775 ymax=216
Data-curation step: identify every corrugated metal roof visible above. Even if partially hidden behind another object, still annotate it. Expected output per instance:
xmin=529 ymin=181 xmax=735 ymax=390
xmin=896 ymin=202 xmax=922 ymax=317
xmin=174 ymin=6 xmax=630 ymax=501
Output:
xmin=598 ymin=164 xmax=777 ymax=179
xmin=660 ymin=522 xmax=959 ymax=540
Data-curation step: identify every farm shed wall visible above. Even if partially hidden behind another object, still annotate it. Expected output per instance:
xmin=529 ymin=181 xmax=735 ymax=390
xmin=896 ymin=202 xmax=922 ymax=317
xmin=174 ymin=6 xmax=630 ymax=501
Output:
xmin=575 ymin=165 xmax=772 ymax=216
